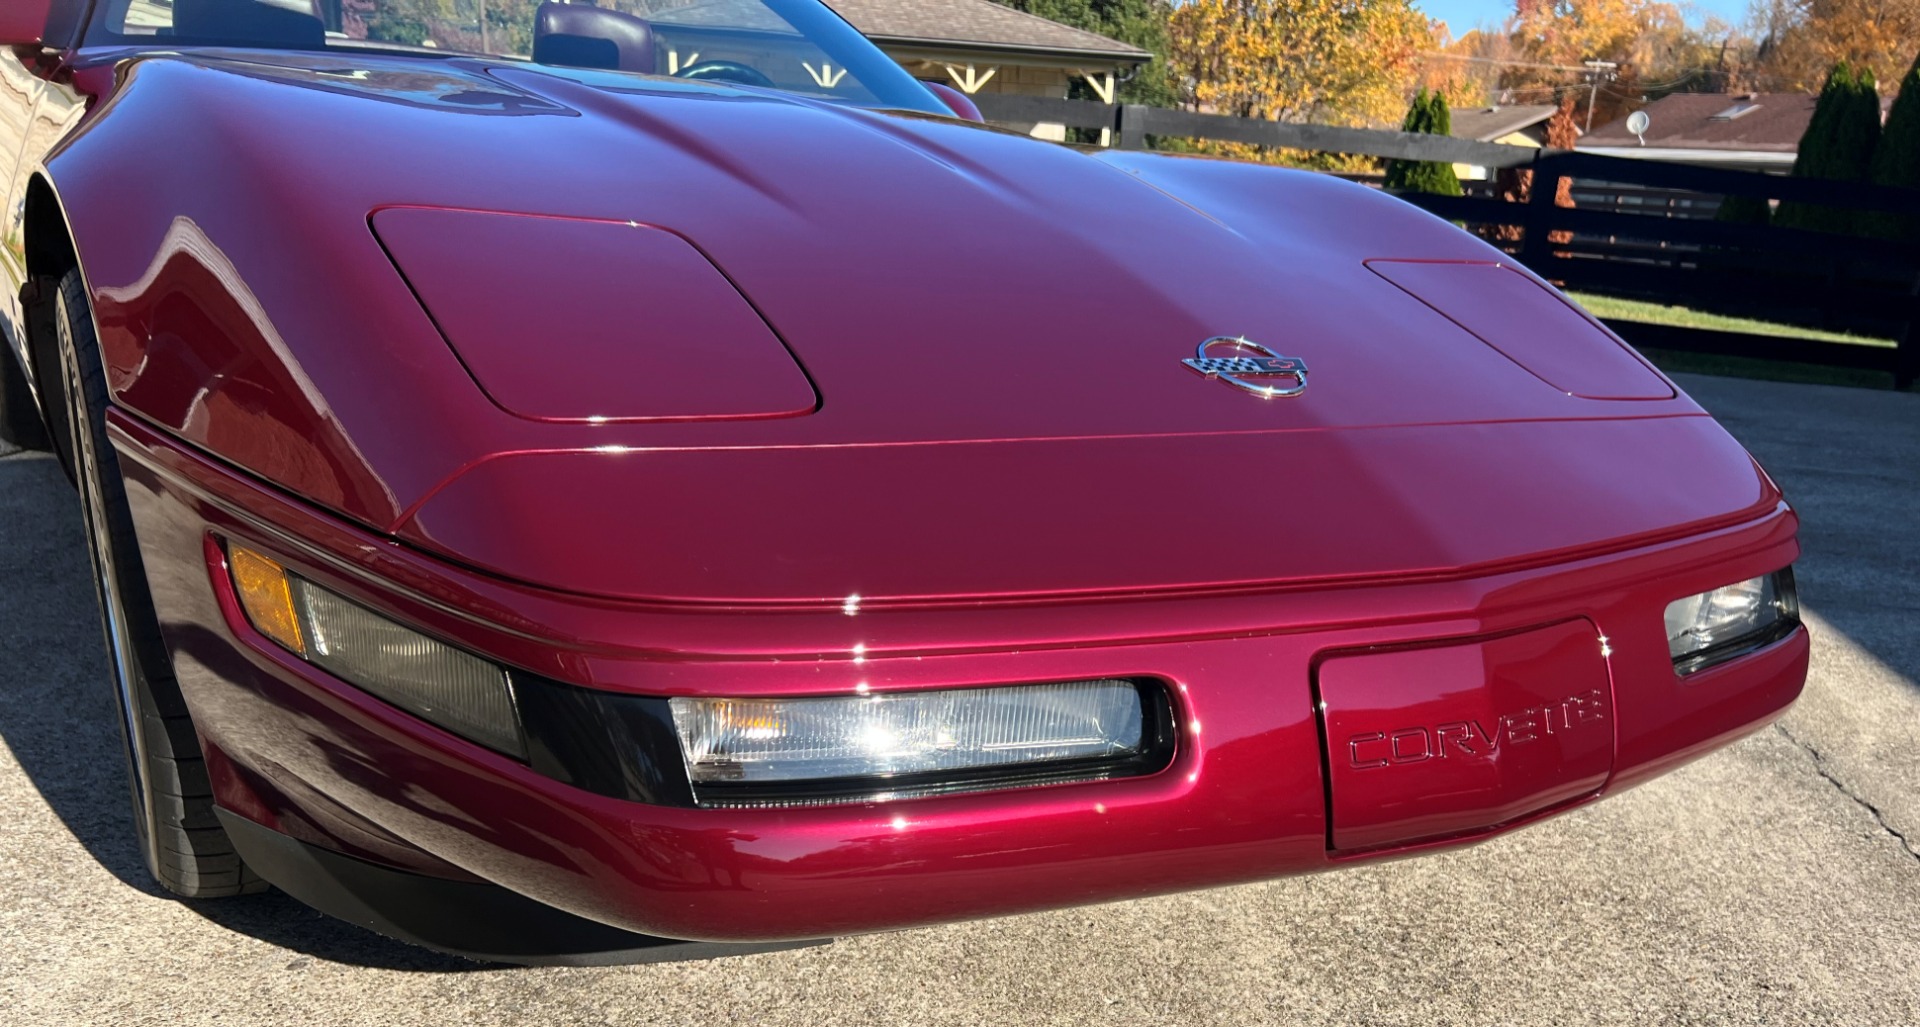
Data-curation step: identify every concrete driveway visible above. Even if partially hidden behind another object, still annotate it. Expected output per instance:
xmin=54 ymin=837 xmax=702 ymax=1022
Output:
xmin=1 ymin=372 xmax=1915 ymax=1026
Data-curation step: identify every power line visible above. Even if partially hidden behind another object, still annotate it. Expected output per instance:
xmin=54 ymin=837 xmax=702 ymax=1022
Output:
xmin=1418 ymin=53 xmax=1597 ymax=74
xmin=1620 ymin=68 xmax=1703 ymax=92
xmin=1424 ymin=55 xmax=1709 ymax=94
xmin=1478 ymin=84 xmax=1577 ymax=97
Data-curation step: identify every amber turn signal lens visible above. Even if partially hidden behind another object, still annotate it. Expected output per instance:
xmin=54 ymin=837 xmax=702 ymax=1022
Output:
xmin=229 ymin=544 xmax=306 ymax=655
xmin=222 ymin=541 xmax=524 ymax=757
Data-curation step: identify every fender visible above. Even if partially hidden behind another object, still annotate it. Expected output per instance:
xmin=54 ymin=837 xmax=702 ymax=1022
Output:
xmin=38 ymin=57 xmax=507 ymax=530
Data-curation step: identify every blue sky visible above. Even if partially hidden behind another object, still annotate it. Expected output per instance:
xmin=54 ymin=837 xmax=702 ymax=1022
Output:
xmin=1417 ymin=0 xmax=1754 ymax=36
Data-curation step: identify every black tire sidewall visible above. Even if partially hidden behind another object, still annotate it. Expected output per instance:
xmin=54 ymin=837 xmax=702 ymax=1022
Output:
xmin=54 ymin=270 xmax=167 ymax=881
xmin=52 ymin=270 xmax=258 ymax=898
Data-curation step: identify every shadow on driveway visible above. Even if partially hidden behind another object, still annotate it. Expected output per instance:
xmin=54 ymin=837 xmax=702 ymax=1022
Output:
xmin=1672 ymin=373 xmax=1920 ymax=692
xmin=0 ymin=451 xmax=494 ymax=973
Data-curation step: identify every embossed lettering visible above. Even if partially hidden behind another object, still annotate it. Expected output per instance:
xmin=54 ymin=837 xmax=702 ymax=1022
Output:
xmin=1471 ymin=718 xmax=1504 ymax=753
xmin=1341 ymin=689 xmax=1608 ymax=771
xmin=1433 ymin=722 xmax=1473 ymax=757
xmin=1567 ymin=689 xmax=1607 ymax=726
xmin=1349 ymin=732 xmax=1389 ymax=769
xmin=1389 ymin=729 xmax=1431 ymax=763
xmin=1502 ymin=707 xmax=1541 ymax=744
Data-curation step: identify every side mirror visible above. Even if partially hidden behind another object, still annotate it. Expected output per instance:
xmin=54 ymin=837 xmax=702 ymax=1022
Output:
xmin=922 ymin=81 xmax=984 ymax=124
xmin=0 ymin=0 xmax=54 ymax=48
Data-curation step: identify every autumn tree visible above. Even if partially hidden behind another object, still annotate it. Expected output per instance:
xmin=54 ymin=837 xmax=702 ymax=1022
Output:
xmin=1165 ymin=0 xmax=1435 ymax=128
xmin=1775 ymin=61 xmax=1881 ymax=233
xmin=1749 ymin=0 xmax=1920 ymax=91
xmin=995 ymin=0 xmax=1178 ymax=106
xmin=477 ymin=0 xmax=543 ymax=55
xmin=1491 ymin=96 xmax=1577 ymax=244
xmin=344 ymin=0 xmax=540 ymax=55
xmin=1505 ymin=0 xmax=1719 ymax=130
xmin=1422 ymin=2 xmax=1747 ymax=133
xmin=359 ymin=0 xmax=439 ymax=46
xmin=1419 ymin=26 xmax=1520 ymax=108
xmin=1540 ymin=97 xmax=1579 ymax=241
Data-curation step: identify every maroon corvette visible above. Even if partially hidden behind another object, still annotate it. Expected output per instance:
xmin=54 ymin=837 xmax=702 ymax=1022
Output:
xmin=0 ymin=1 xmax=1807 ymax=964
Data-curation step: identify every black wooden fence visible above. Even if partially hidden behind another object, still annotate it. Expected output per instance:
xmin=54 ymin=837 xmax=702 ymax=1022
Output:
xmin=973 ymin=94 xmax=1920 ymax=389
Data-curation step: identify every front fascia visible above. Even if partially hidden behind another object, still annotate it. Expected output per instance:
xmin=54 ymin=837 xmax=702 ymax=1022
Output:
xmin=108 ymin=410 xmax=1806 ymax=941
xmin=394 ymin=414 xmax=1778 ymax=605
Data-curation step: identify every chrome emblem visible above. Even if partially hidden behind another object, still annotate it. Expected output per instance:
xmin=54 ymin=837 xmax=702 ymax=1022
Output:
xmin=1182 ymin=337 xmax=1308 ymax=398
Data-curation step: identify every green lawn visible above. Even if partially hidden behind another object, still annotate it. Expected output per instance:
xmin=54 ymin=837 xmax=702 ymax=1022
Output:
xmin=1564 ymin=291 xmax=1896 ymax=348
xmin=1560 ymin=292 xmax=1910 ymax=391
xmin=1633 ymin=348 xmax=1905 ymax=391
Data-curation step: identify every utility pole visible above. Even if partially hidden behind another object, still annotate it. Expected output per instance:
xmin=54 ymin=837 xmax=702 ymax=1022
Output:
xmin=479 ymin=0 xmax=489 ymax=53
xmin=1583 ymin=60 xmax=1619 ymax=134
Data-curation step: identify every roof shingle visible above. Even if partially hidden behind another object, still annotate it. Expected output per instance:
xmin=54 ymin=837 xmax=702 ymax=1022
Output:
xmin=821 ymin=0 xmax=1151 ymax=60
xmin=1581 ymin=93 xmax=1817 ymax=153
xmin=1448 ymin=105 xmax=1559 ymax=143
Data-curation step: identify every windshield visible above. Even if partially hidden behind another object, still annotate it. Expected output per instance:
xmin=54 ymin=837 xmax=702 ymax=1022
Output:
xmin=87 ymin=0 xmax=946 ymax=113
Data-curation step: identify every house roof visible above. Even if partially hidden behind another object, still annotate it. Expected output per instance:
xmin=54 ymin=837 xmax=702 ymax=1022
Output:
xmin=1580 ymin=92 xmax=1817 ymax=153
xmin=821 ymin=0 xmax=1152 ymax=62
xmin=1449 ymin=105 xmax=1559 ymax=142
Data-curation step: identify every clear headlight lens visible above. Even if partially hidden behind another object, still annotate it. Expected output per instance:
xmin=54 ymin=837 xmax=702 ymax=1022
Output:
xmin=1664 ymin=568 xmax=1798 ymax=674
xmin=228 ymin=544 xmax=523 ymax=757
xmin=669 ymin=679 xmax=1152 ymax=806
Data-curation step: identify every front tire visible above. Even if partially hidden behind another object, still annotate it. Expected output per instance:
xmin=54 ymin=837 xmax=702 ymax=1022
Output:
xmin=53 ymin=269 xmax=263 ymax=898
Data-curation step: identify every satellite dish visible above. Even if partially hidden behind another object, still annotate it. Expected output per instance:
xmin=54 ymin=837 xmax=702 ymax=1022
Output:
xmin=1626 ymin=110 xmax=1650 ymax=145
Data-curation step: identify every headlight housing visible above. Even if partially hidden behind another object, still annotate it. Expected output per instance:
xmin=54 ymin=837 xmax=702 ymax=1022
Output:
xmin=225 ymin=542 xmax=1173 ymax=807
xmin=227 ymin=544 xmax=524 ymax=757
xmin=1665 ymin=567 xmax=1799 ymax=675
xmin=669 ymin=680 xmax=1170 ymax=807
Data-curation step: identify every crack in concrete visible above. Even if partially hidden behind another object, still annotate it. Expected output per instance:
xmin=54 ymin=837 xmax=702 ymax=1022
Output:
xmin=1776 ymin=721 xmax=1920 ymax=864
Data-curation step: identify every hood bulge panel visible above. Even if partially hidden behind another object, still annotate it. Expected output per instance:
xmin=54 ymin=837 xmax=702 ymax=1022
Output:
xmin=1365 ymin=260 xmax=1673 ymax=401
xmin=373 ymin=207 xmax=818 ymax=423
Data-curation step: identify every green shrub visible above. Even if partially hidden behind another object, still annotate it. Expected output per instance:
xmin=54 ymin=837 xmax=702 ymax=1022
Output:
xmin=1776 ymin=62 xmax=1882 ymax=234
xmin=1384 ymin=90 xmax=1463 ymax=197
xmin=1715 ymin=192 xmax=1771 ymax=226
xmin=1869 ymin=52 xmax=1920 ymax=242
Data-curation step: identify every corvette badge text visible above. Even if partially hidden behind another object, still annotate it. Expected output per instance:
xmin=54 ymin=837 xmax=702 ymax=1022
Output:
xmin=1345 ymin=689 xmax=1609 ymax=770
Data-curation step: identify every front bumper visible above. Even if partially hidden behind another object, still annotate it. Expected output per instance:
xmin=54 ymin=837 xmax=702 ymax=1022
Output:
xmin=112 ymin=413 xmax=1808 ymax=944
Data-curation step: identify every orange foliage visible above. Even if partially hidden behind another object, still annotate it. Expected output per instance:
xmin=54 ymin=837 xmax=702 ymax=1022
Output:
xmin=1491 ymin=97 xmax=1579 ymax=246
xmin=1504 ymin=0 xmax=1703 ymax=128
xmin=1751 ymin=0 xmax=1920 ymax=91
xmin=1166 ymin=0 xmax=1437 ymax=126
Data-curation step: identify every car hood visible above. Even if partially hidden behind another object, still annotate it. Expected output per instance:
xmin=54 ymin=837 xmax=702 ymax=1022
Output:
xmin=68 ymin=52 xmax=1765 ymax=605
xmin=428 ymin=61 xmax=1673 ymax=442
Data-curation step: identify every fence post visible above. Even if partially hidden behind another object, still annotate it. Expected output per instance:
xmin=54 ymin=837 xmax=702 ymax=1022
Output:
xmin=1897 ymin=276 xmax=1920 ymax=391
xmin=1518 ymin=162 xmax=1561 ymax=271
xmin=1117 ymin=105 xmax=1147 ymax=150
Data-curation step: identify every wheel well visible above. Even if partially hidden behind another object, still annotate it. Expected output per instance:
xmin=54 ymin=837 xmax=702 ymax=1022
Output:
xmin=23 ymin=175 xmax=79 ymax=287
xmin=19 ymin=175 xmax=80 ymax=465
